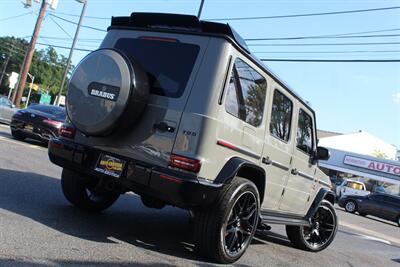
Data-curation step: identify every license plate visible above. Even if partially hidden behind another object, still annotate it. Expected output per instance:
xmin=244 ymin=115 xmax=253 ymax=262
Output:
xmin=94 ymin=154 xmax=126 ymax=178
xmin=24 ymin=124 xmax=33 ymax=132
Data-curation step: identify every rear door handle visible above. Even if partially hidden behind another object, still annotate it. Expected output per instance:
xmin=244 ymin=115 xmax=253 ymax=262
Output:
xmin=291 ymin=168 xmax=298 ymax=175
xmin=262 ymin=157 xmax=272 ymax=165
xmin=153 ymin=122 xmax=175 ymax=133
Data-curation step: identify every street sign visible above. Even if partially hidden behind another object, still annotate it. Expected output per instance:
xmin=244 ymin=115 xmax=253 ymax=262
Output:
xmin=8 ymin=72 xmax=19 ymax=89
xmin=39 ymin=94 xmax=51 ymax=104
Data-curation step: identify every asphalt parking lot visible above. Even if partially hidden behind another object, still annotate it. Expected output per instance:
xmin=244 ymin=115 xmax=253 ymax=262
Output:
xmin=0 ymin=124 xmax=399 ymax=267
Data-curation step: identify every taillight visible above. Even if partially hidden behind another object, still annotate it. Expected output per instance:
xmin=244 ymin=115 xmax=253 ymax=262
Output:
xmin=59 ymin=124 xmax=76 ymax=139
xmin=139 ymin=36 xmax=178 ymax=43
xmin=43 ymin=119 xmax=63 ymax=128
xmin=169 ymin=154 xmax=201 ymax=173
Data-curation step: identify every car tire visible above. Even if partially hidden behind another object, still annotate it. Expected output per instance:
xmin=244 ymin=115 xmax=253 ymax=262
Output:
xmin=11 ymin=130 xmax=25 ymax=141
xmin=344 ymin=200 xmax=357 ymax=213
xmin=194 ymin=177 xmax=260 ymax=264
xmin=286 ymin=200 xmax=338 ymax=252
xmin=61 ymin=168 xmax=120 ymax=212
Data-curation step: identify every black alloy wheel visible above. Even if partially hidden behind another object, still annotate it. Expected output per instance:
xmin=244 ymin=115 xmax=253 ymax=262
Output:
xmin=222 ymin=191 xmax=258 ymax=258
xmin=302 ymin=203 xmax=336 ymax=250
xmin=286 ymin=200 xmax=338 ymax=252
xmin=194 ymin=177 xmax=260 ymax=264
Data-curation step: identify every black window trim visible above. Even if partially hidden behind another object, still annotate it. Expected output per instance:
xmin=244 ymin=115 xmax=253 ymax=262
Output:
xmin=218 ymin=56 xmax=232 ymax=105
xmin=269 ymin=88 xmax=293 ymax=144
xmin=295 ymin=107 xmax=315 ymax=157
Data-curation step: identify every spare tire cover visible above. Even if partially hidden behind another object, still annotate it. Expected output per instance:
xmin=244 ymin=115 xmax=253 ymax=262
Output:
xmin=67 ymin=49 xmax=149 ymax=136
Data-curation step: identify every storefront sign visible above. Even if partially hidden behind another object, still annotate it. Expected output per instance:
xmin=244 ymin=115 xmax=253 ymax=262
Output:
xmin=344 ymin=155 xmax=400 ymax=177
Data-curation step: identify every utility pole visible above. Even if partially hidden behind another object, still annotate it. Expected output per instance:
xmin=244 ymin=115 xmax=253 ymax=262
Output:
xmin=197 ymin=0 xmax=205 ymax=18
xmin=14 ymin=0 xmax=46 ymax=107
xmin=56 ymin=0 xmax=87 ymax=106
xmin=0 ymin=56 xmax=10 ymax=87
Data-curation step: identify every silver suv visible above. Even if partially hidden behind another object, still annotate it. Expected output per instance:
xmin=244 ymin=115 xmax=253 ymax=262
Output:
xmin=48 ymin=13 xmax=337 ymax=264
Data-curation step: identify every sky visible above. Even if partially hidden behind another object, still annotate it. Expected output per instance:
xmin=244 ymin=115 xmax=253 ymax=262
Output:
xmin=1 ymin=0 xmax=399 ymax=148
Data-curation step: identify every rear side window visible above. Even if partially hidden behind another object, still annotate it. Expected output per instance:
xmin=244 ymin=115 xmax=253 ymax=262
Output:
xmin=114 ymin=38 xmax=200 ymax=98
xmin=270 ymin=90 xmax=293 ymax=141
xmin=296 ymin=109 xmax=314 ymax=155
xmin=224 ymin=58 xmax=267 ymax=127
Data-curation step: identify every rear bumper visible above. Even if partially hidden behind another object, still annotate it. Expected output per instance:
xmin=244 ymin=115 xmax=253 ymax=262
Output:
xmin=11 ymin=118 xmax=58 ymax=142
xmin=48 ymin=138 xmax=222 ymax=208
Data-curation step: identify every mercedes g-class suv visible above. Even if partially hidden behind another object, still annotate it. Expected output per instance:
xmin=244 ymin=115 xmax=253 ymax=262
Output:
xmin=48 ymin=12 xmax=337 ymax=264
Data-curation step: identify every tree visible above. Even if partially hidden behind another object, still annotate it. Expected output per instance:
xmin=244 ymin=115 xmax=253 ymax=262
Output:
xmin=0 ymin=36 xmax=72 ymax=103
xmin=371 ymin=150 xmax=388 ymax=159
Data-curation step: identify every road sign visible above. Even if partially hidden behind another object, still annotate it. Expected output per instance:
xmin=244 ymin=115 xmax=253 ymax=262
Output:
xmin=9 ymin=72 xmax=19 ymax=89
xmin=39 ymin=94 xmax=51 ymax=104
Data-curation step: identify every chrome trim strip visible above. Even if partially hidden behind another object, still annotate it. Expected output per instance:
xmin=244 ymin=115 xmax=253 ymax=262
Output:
xmin=297 ymin=171 xmax=314 ymax=181
xmin=271 ymin=160 xmax=290 ymax=171
xmin=318 ymin=180 xmax=331 ymax=187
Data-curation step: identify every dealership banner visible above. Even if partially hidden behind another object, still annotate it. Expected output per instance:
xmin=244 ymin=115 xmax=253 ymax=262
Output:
xmin=344 ymin=155 xmax=400 ymax=177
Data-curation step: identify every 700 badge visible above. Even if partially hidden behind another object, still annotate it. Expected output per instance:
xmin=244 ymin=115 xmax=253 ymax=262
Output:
xmin=95 ymin=154 xmax=126 ymax=178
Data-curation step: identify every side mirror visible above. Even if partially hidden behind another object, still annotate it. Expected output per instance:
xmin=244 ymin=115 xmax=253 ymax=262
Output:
xmin=316 ymin=146 xmax=330 ymax=161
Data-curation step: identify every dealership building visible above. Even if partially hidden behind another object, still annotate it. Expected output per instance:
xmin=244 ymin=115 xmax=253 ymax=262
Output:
xmin=318 ymin=130 xmax=400 ymax=195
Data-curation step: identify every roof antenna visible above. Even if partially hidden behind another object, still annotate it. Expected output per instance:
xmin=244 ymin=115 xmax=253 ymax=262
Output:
xmin=197 ymin=0 xmax=205 ymax=19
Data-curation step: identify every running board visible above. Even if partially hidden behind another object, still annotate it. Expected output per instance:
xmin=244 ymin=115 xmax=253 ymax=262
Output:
xmin=260 ymin=212 xmax=310 ymax=226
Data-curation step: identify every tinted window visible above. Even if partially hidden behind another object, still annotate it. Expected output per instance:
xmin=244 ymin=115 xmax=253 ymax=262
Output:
xmin=29 ymin=105 xmax=66 ymax=120
xmin=114 ymin=38 xmax=200 ymax=98
xmin=225 ymin=70 xmax=240 ymax=118
xmin=224 ymin=58 xmax=267 ymax=127
xmin=369 ymin=194 xmax=385 ymax=201
xmin=0 ymin=98 xmax=11 ymax=106
xmin=270 ymin=90 xmax=293 ymax=141
xmin=296 ymin=109 xmax=314 ymax=154
xmin=385 ymin=196 xmax=400 ymax=205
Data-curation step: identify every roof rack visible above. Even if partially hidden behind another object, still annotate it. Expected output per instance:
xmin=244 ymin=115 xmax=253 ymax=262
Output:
xmin=110 ymin=12 xmax=250 ymax=52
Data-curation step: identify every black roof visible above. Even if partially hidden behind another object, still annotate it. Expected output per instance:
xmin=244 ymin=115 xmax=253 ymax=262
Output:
xmin=109 ymin=12 xmax=311 ymax=113
xmin=111 ymin=12 xmax=250 ymax=53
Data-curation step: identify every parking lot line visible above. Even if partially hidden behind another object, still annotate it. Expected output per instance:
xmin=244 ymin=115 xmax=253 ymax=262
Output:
xmin=340 ymin=221 xmax=400 ymax=245
xmin=0 ymin=136 xmax=43 ymax=150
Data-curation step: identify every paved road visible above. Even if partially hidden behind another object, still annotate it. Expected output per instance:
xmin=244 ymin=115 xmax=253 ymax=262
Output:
xmin=0 ymin=125 xmax=399 ymax=267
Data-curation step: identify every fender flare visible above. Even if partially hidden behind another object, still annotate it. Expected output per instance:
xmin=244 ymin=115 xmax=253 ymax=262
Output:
xmin=214 ymin=157 xmax=266 ymax=203
xmin=305 ymin=187 xmax=335 ymax=220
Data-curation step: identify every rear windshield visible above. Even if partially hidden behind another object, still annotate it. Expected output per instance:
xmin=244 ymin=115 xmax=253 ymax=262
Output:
xmin=114 ymin=38 xmax=200 ymax=98
xmin=29 ymin=105 xmax=66 ymax=120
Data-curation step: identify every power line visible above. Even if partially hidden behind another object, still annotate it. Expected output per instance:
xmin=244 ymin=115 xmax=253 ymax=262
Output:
xmin=48 ymin=15 xmax=73 ymax=39
xmin=260 ymin=59 xmax=400 ymax=62
xmin=248 ymin=42 xmax=400 ymax=47
xmin=39 ymin=36 xmax=102 ymax=42
xmin=0 ymin=11 xmax=33 ymax=22
xmin=49 ymin=11 xmax=109 ymax=20
xmin=245 ymin=33 xmax=400 ymax=41
xmin=36 ymin=42 xmax=93 ymax=52
xmin=49 ymin=14 xmax=106 ymax=32
xmin=208 ymin=6 xmax=400 ymax=21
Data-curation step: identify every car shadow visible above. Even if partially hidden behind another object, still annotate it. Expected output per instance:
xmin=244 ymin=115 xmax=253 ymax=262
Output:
xmin=336 ymin=207 xmax=398 ymax=227
xmin=0 ymin=168 xmax=296 ymax=263
xmin=0 ymin=129 xmax=47 ymax=147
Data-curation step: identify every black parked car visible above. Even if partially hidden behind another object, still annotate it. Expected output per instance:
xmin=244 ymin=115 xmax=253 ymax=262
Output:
xmin=338 ymin=193 xmax=400 ymax=226
xmin=10 ymin=104 xmax=66 ymax=143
